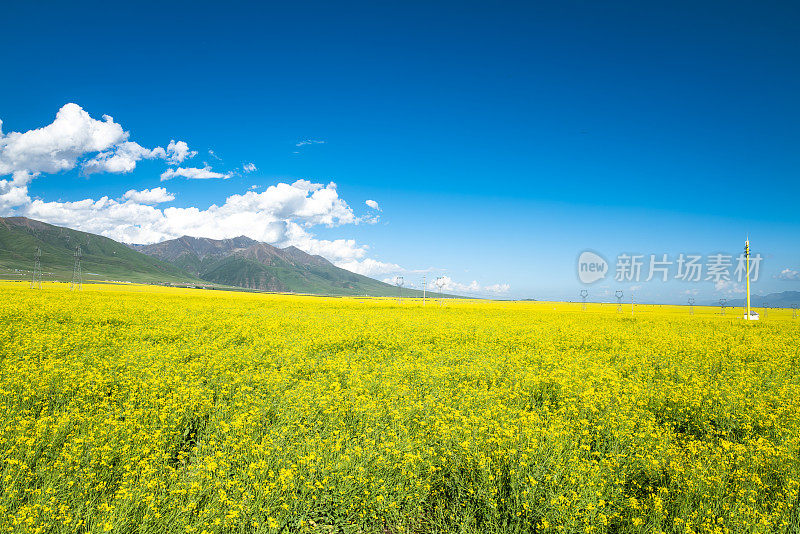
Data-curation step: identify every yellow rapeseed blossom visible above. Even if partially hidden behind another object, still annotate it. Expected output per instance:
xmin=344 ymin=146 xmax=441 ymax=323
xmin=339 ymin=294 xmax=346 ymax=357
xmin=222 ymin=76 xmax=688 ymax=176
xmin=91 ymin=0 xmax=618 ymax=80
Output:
xmin=0 ymin=281 xmax=798 ymax=533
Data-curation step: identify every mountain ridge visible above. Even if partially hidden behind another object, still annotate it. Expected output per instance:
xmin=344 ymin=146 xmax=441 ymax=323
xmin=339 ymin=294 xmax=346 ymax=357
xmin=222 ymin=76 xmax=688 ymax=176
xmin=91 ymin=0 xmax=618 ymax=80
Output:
xmin=0 ymin=217 xmax=200 ymax=284
xmin=132 ymin=234 xmax=428 ymax=296
xmin=0 ymin=216 xmax=459 ymax=298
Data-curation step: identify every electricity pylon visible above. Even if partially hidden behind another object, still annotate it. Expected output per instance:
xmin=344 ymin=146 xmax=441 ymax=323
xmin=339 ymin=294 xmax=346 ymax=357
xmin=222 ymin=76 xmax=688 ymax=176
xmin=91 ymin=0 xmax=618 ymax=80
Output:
xmin=70 ymin=246 xmax=82 ymax=291
xmin=31 ymin=247 xmax=42 ymax=289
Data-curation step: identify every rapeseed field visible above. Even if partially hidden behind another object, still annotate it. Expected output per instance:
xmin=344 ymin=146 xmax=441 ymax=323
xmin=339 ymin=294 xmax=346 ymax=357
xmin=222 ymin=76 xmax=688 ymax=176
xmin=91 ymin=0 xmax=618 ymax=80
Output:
xmin=0 ymin=282 xmax=798 ymax=533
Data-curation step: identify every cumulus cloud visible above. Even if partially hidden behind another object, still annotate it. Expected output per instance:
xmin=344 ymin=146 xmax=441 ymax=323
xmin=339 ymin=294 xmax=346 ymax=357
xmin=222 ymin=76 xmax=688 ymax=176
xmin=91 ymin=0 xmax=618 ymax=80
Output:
xmin=0 ymin=103 xmax=127 ymax=175
xmin=291 ymin=179 xmax=324 ymax=192
xmin=166 ymin=140 xmax=197 ymax=164
xmin=0 ymin=171 xmax=34 ymax=212
xmin=338 ymin=258 xmax=403 ymax=277
xmin=365 ymin=199 xmax=380 ymax=211
xmin=0 ymin=103 xmax=199 ymax=202
xmin=160 ymin=166 xmax=231 ymax=181
xmin=242 ymin=162 xmax=257 ymax=173
xmin=776 ymin=268 xmax=800 ymax=281
xmin=83 ymin=141 xmax=167 ymax=175
xmin=121 ymin=187 xmax=175 ymax=204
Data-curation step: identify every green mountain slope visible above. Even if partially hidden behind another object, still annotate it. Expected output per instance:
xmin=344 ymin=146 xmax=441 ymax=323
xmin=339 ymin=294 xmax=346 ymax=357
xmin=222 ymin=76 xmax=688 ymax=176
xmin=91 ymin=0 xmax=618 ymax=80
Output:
xmin=0 ymin=217 xmax=200 ymax=284
xmin=134 ymin=235 xmax=447 ymax=297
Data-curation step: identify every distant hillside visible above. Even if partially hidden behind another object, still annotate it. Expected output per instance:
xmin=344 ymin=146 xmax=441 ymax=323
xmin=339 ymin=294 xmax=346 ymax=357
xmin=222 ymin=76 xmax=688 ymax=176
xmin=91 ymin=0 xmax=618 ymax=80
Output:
xmin=0 ymin=217 xmax=200 ymax=284
xmin=722 ymin=291 xmax=800 ymax=308
xmin=132 ymin=235 xmax=440 ymax=297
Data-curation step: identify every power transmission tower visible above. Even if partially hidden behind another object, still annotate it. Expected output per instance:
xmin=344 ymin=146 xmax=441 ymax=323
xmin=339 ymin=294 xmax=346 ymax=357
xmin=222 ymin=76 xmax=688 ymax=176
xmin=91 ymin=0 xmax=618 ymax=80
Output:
xmin=719 ymin=298 xmax=727 ymax=316
xmin=688 ymin=297 xmax=695 ymax=315
xmin=395 ymin=276 xmax=404 ymax=304
xmin=580 ymin=289 xmax=588 ymax=311
xmin=793 ymin=305 xmax=797 ymax=319
xmin=422 ymin=275 xmax=426 ymax=307
xmin=31 ymin=247 xmax=42 ymax=289
xmin=70 ymin=245 xmax=82 ymax=291
xmin=615 ymin=290 xmax=624 ymax=313
xmin=763 ymin=302 xmax=768 ymax=320
xmin=436 ymin=277 xmax=445 ymax=306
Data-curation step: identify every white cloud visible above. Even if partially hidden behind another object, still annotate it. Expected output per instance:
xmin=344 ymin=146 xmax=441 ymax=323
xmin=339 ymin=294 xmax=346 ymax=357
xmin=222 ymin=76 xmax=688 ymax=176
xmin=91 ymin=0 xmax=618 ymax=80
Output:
xmin=776 ymin=268 xmax=800 ymax=281
xmin=365 ymin=199 xmax=380 ymax=211
xmin=338 ymin=258 xmax=403 ymax=276
xmin=291 ymin=179 xmax=324 ymax=192
xmin=431 ymin=275 xmax=510 ymax=295
xmin=166 ymin=140 xmax=197 ymax=164
xmin=0 ymin=103 xmax=127 ymax=175
xmin=122 ymin=187 xmax=175 ymax=204
xmin=484 ymin=283 xmax=511 ymax=294
xmin=295 ymin=139 xmax=326 ymax=147
xmin=243 ymin=162 xmax=257 ymax=173
xmin=83 ymin=141 xmax=167 ymax=175
xmin=0 ymin=103 xmax=198 ymax=186
xmin=715 ymin=280 xmax=745 ymax=293
xmin=160 ymin=165 xmax=231 ymax=181
xmin=0 ymin=171 xmax=34 ymax=212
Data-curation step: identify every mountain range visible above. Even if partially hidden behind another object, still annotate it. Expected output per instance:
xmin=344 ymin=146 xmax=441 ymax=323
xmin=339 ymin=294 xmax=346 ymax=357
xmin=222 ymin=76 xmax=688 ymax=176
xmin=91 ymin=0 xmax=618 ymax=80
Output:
xmin=0 ymin=217 xmax=197 ymax=284
xmin=131 ymin=235 xmax=428 ymax=296
xmin=0 ymin=217 xmax=437 ymax=297
xmin=718 ymin=291 xmax=800 ymax=308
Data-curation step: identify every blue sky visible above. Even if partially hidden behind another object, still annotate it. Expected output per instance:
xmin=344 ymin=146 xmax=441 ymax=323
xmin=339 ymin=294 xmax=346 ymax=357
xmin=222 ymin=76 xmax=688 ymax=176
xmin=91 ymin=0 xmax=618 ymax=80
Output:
xmin=1 ymin=1 xmax=799 ymax=301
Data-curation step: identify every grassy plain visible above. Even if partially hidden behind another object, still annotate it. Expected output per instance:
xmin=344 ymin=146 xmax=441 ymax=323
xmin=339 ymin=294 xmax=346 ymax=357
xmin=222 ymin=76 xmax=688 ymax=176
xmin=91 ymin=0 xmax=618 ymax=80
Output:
xmin=0 ymin=281 xmax=798 ymax=533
